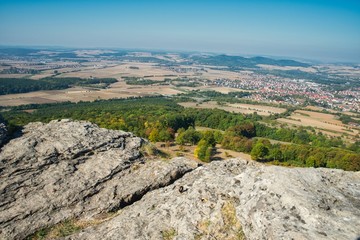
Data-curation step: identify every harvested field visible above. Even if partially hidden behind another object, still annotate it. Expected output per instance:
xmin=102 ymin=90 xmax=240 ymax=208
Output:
xmin=179 ymin=101 xmax=244 ymax=113
xmin=343 ymin=111 xmax=360 ymax=117
xmin=228 ymin=103 xmax=286 ymax=115
xmin=0 ymin=74 xmax=31 ymax=78
xmin=58 ymin=62 xmax=181 ymax=79
xmin=277 ymin=110 xmax=359 ymax=137
xmin=179 ymin=101 xmax=286 ymax=116
xmin=304 ymin=106 xmax=324 ymax=111
xmin=296 ymin=110 xmax=343 ymax=125
xmin=277 ymin=118 xmax=343 ymax=137
xmin=208 ymin=86 xmax=253 ymax=94
xmin=195 ymin=86 xmax=254 ymax=93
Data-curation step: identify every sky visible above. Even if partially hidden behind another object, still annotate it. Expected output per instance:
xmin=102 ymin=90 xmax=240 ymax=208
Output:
xmin=0 ymin=0 xmax=359 ymax=62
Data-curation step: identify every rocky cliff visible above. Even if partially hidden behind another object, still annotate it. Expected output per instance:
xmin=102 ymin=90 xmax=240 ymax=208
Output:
xmin=0 ymin=120 xmax=359 ymax=240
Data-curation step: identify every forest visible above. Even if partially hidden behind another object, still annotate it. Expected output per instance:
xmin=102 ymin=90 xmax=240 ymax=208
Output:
xmin=1 ymin=96 xmax=359 ymax=171
xmin=0 ymin=77 xmax=117 ymax=95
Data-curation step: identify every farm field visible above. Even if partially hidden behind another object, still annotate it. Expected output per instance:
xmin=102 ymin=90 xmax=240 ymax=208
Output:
xmin=57 ymin=62 xmax=179 ymax=79
xmin=277 ymin=110 xmax=359 ymax=138
xmin=228 ymin=103 xmax=286 ymax=115
xmin=190 ymin=86 xmax=254 ymax=93
xmin=179 ymin=101 xmax=286 ymax=116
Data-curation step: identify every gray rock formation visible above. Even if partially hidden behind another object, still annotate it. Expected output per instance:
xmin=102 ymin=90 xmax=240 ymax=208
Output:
xmin=1 ymin=120 xmax=359 ymax=240
xmin=68 ymin=159 xmax=360 ymax=240
xmin=0 ymin=120 xmax=197 ymax=240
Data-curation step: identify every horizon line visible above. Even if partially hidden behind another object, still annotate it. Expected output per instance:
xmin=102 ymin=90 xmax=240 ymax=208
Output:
xmin=0 ymin=44 xmax=358 ymax=64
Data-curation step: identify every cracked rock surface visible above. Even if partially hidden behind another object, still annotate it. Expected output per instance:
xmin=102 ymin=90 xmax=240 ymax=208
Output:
xmin=0 ymin=120 xmax=196 ymax=239
xmin=68 ymin=160 xmax=360 ymax=240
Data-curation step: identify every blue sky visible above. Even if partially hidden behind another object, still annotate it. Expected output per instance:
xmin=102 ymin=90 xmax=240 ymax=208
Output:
xmin=0 ymin=0 xmax=359 ymax=62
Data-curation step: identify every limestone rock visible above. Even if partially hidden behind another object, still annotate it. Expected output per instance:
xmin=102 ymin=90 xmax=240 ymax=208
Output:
xmin=68 ymin=159 xmax=360 ymax=240
xmin=0 ymin=120 xmax=197 ymax=239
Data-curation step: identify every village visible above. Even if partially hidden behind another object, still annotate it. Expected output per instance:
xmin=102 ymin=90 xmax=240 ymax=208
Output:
xmin=214 ymin=76 xmax=360 ymax=112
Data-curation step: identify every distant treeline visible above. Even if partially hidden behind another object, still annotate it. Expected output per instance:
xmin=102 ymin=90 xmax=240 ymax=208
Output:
xmin=0 ymin=67 xmax=40 ymax=74
xmin=123 ymin=77 xmax=201 ymax=87
xmin=123 ymin=77 xmax=165 ymax=85
xmin=1 ymin=96 xmax=359 ymax=171
xmin=176 ymin=90 xmax=252 ymax=103
xmin=190 ymin=55 xmax=310 ymax=69
xmin=0 ymin=77 xmax=117 ymax=95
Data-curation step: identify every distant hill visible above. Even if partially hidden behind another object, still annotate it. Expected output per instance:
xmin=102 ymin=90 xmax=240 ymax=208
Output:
xmin=191 ymin=54 xmax=310 ymax=68
xmin=250 ymin=56 xmax=310 ymax=67
xmin=0 ymin=47 xmax=40 ymax=56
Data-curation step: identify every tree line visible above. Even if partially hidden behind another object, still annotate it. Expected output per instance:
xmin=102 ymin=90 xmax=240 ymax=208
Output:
xmin=0 ymin=77 xmax=117 ymax=95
